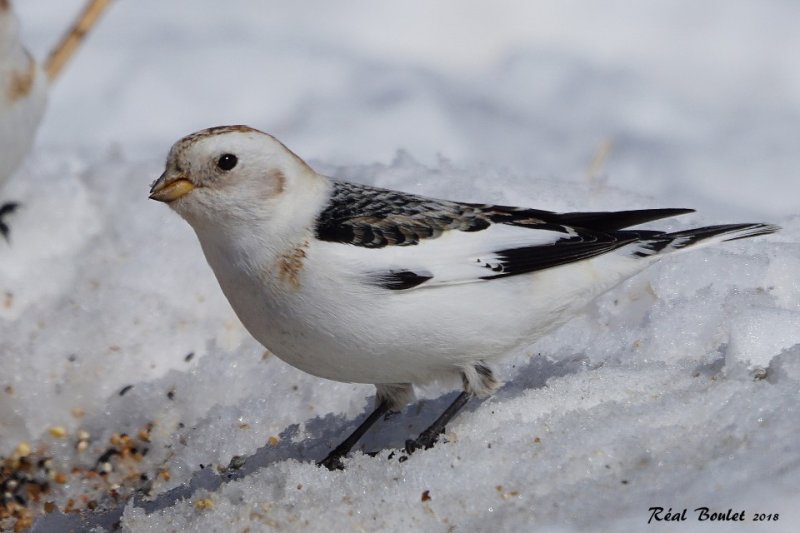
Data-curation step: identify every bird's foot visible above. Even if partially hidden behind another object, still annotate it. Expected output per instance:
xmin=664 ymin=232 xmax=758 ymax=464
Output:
xmin=317 ymin=452 xmax=345 ymax=471
xmin=316 ymin=400 xmax=391 ymax=471
xmin=404 ymin=427 xmax=443 ymax=455
xmin=0 ymin=202 xmax=20 ymax=242
xmin=402 ymin=390 xmax=472 ymax=456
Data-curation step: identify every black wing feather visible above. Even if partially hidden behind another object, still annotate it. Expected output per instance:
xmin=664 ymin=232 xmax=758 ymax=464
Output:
xmin=313 ymin=182 xmax=776 ymax=290
xmin=521 ymin=208 xmax=693 ymax=231
xmin=369 ymin=270 xmax=434 ymax=290
xmin=316 ymin=180 xmax=693 ymax=249
xmin=479 ymin=232 xmax=640 ymax=280
xmin=315 ymin=181 xmax=494 ymax=247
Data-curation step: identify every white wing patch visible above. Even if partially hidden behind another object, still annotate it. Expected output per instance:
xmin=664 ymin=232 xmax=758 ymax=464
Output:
xmin=318 ymin=223 xmax=572 ymax=289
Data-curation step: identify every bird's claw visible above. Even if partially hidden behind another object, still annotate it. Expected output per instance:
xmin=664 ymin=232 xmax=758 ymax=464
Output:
xmin=0 ymin=202 xmax=20 ymax=242
xmin=317 ymin=453 xmax=345 ymax=471
xmin=404 ymin=428 xmax=443 ymax=455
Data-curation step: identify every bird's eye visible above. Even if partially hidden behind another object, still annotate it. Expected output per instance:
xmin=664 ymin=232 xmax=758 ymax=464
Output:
xmin=217 ymin=153 xmax=238 ymax=171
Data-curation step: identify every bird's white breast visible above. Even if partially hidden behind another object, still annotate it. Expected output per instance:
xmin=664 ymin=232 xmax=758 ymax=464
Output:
xmin=198 ymin=223 xmax=652 ymax=387
xmin=0 ymin=11 xmax=47 ymax=184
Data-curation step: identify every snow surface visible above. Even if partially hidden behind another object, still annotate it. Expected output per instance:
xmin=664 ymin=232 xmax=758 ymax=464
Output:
xmin=0 ymin=1 xmax=798 ymax=531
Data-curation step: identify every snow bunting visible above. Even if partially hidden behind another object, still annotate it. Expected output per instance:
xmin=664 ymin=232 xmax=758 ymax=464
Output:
xmin=150 ymin=125 xmax=778 ymax=469
xmin=0 ymin=0 xmax=111 ymax=240
xmin=0 ymin=0 xmax=48 ymax=239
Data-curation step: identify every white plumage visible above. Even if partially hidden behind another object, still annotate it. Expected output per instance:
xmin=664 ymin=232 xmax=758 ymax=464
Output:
xmin=0 ymin=1 xmax=48 ymax=239
xmin=0 ymin=1 xmax=47 ymax=185
xmin=0 ymin=0 xmax=111 ymax=239
xmin=150 ymin=125 xmax=778 ymax=468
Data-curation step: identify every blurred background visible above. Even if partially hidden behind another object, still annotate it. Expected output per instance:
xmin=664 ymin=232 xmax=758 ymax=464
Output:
xmin=15 ymin=0 xmax=800 ymax=217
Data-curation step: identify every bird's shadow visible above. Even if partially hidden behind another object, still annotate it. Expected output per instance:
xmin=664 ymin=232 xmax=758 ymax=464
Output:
xmin=31 ymin=353 xmax=587 ymax=532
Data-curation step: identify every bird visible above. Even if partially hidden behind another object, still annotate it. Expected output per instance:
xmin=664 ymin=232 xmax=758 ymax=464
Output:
xmin=150 ymin=125 xmax=778 ymax=470
xmin=0 ymin=0 xmax=112 ymax=240
xmin=0 ymin=0 xmax=48 ymax=240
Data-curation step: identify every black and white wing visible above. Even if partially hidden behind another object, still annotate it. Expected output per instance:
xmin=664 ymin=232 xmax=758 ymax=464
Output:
xmin=314 ymin=180 xmax=773 ymax=290
xmin=316 ymin=181 xmax=689 ymax=248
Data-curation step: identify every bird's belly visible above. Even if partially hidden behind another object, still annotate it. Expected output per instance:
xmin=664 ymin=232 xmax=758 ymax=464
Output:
xmin=211 ymin=247 xmax=648 ymax=387
xmin=217 ymin=275 xmax=550 ymax=385
xmin=212 ymin=268 xmax=402 ymax=384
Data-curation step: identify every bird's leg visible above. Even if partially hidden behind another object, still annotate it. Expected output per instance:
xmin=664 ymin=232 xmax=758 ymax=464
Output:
xmin=403 ymin=363 xmax=496 ymax=455
xmin=405 ymin=391 xmax=472 ymax=454
xmin=318 ymin=400 xmax=390 ymax=470
xmin=0 ymin=202 xmax=20 ymax=242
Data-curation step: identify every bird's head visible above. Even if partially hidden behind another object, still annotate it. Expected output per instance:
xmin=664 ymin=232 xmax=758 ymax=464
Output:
xmin=150 ymin=126 xmax=317 ymax=230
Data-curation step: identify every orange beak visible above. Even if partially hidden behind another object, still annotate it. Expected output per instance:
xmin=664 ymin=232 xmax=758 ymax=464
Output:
xmin=149 ymin=172 xmax=195 ymax=202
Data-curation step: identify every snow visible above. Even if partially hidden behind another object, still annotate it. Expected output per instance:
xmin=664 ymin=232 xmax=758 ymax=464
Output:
xmin=0 ymin=1 xmax=797 ymax=531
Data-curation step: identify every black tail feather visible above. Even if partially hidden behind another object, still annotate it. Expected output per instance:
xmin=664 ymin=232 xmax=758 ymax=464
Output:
xmin=552 ymin=208 xmax=695 ymax=231
xmin=635 ymin=223 xmax=779 ymax=257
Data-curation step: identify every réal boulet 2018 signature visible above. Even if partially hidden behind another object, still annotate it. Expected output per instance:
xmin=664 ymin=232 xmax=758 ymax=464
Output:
xmin=648 ymin=507 xmax=779 ymax=524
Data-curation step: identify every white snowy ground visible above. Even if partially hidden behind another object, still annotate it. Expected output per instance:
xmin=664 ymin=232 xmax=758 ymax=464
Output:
xmin=1 ymin=1 xmax=798 ymax=531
